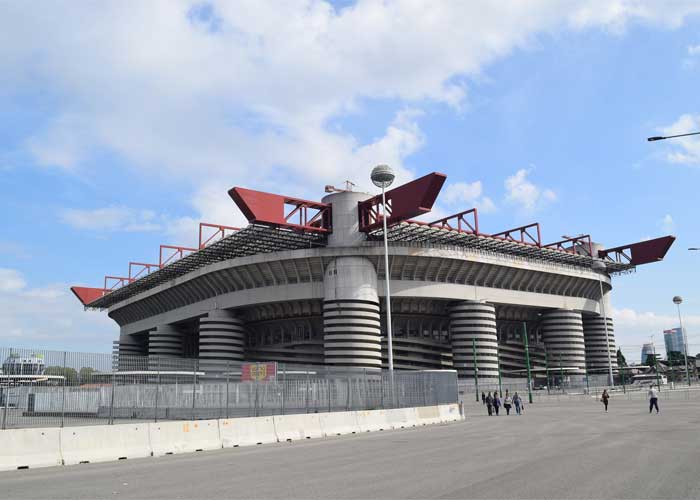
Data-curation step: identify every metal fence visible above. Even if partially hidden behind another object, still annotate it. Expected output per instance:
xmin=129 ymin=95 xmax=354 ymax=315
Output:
xmin=0 ymin=347 xmax=458 ymax=430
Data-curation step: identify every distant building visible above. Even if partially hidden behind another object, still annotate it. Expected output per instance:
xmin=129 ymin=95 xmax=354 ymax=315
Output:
xmin=2 ymin=353 xmax=46 ymax=375
xmin=641 ymin=343 xmax=656 ymax=363
xmin=663 ymin=327 xmax=686 ymax=356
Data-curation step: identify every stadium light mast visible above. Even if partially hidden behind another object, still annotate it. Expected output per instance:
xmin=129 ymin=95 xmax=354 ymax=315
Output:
xmin=647 ymin=131 xmax=700 ymax=141
xmin=672 ymin=296 xmax=691 ymax=387
xmin=592 ymin=260 xmax=614 ymax=386
xmin=371 ymin=165 xmax=396 ymax=379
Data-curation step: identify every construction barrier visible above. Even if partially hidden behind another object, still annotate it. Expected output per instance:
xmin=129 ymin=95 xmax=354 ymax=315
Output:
xmin=438 ymin=403 xmax=462 ymax=423
xmin=0 ymin=427 xmax=62 ymax=471
xmin=148 ymin=420 xmax=221 ymax=456
xmin=385 ymin=407 xmax=418 ymax=429
xmin=60 ymin=424 xmax=151 ymax=465
xmin=220 ymin=416 xmax=277 ymax=447
xmin=415 ymin=405 xmax=442 ymax=425
xmin=355 ymin=409 xmax=389 ymax=432
xmin=273 ymin=413 xmax=324 ymax=442
xmin=318 ymin=411 xmax=360 ymax=436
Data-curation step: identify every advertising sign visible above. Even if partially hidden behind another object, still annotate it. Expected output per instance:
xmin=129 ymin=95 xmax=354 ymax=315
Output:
xmin=241 ymin=362 xmax=277 ymax=382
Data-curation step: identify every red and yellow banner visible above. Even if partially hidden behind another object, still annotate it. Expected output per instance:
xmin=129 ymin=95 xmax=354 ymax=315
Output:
xmin=241 ymin=362 xmax=277 ymax=382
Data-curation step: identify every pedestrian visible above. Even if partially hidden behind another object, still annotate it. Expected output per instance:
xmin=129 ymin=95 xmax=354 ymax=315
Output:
xmin=601 ymin=389 xmax=610 ymax=412
xmin=648 ymin=386 xmax=659 ymax=414
xmin=513 ymin=392 xmax=522 ymax=415
xmin=493 ymin=392 xmax=501 ymax=416
xmin=503 ymin=392 xmax=513 ymax=415
xmin=485 ymin=392 xmax=493 ymax=416
xmin=481 ymin=391 xmax=486 ymax=405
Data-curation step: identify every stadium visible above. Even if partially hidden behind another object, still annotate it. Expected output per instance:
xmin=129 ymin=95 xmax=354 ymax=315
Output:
xmin=71 ymin=171 xmax=675 ymax=382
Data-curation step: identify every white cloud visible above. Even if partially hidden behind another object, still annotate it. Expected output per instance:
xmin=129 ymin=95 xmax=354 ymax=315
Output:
xmin=59 ymin=206 xmax=163 ymax=233
xmin=0 ymin=269 xmax=116 ymax=350
xmin=613 ymin=306 xmax=700 ymax=354
xmin=442 ymin=181 xmax=496 ymax=213
xmin=660 ymin=214 xmax=675 ymax=234
xmin=657 ymin=113 xmax=700 ymax=165
xmin=504 ymin=169 xmax=557 ymax=213
xmin=688 ymin=44 xmax=700 ymax=56
xmin=1 ymin=1 xmax=699 ymax=223
xmin=0 ymin=268 xmax=27 ymax=292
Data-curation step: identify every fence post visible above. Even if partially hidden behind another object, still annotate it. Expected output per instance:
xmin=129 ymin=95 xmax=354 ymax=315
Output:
xmin=60 ymin=351 xmax=67 ymax=428
xmin=109 ymin=372 xmax=116 ymax=425
xmin=225 ymin=362 xmax=230 ymax=419
xmin=154 ymin=357 xmax=160 ymax=423
xmin=346 ymin=377 xmax=351 ymax=411
xmin=192 ymin=359 xmax=197 ymax=420
xmin=1 ymin=385 xmax=8 ymax=430
xmin=363 ymin=369 xmax=368 ymax=409
xmin=281 ymin=365 xmax=286 ymax=415
xmin=327 ymin=379 xmax=332 ymax=413
xmin=305 ymin=370 xmax=310 ymax=413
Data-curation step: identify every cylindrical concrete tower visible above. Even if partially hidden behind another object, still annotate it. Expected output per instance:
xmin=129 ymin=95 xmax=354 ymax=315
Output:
xmin=583 ymin=314 xmax=618 ymax=375
xmin=323 ymin=256 xmax=382 ymax=369
xmin=321 ymin=190 xmax=371 ymax=247
xmin=148 ymin=324 xmax=183 ymax=358
xmin=449 ymin=301 xmax=499 ymax=379
xmin=541 ymin=309 xmax=586 ymax=375
xmin=198 ymin=309 xmax=246 ymax=371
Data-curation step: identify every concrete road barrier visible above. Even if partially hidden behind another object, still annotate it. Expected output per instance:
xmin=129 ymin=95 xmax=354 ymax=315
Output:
xmin=60 ymin=424 xmax=151 ymax=465
xmin=385 ymin=407 xmax=418 ymax=429
xmin=219 ymin=416 xmax=277 ymax=447
xmin=415 ymin=405 xmax=442 ymax=425
xmin=273 ymin=413 xmax=323 ymax=442
xmin=438 ymin=403 xmax=462 ymax=422
xmin=0 ymin=427 xmax=62 ymax=471
xmin=318 ymin=411 xmax=360 ymax=436
xmin=355 ymin=409 xmax=389 ymax=432
xmin=149 ymin=420 xmax=221 ymax=456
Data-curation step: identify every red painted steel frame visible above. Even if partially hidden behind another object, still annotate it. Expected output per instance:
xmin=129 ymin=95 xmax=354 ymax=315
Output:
xmin=129 ymin=262 xmax=160 ymax=280
xmin=229 ymin=187 xmax=331 ymax=233
xmin=199 ymin=222 xmax=240 ymax=249
xmin=358 ymin=172 xmax=447 ymax=232
xmin=70 ymin=286 xmax=107 ymax=306
xmin=104 ymin=275 xmax=132 ymax=291
xmin=598 ymin=235 xmax=675 ymax=266
xmin=543 ymin=235 xmax=593 ymax=257
xmin=159 ymin=245 xmax=197 ymax=267
xmin=428 ymin=208 xmax=479 ymax=234
xmin=490 ymin=223 xmax=542 ymax=246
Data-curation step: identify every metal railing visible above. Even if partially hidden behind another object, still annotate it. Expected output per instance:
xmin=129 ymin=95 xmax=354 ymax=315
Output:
xmin=0 ymin=347 xmax=458 ymax=430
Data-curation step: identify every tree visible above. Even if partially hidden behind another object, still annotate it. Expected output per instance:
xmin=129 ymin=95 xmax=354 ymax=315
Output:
xmin=616 ymin=349 xmax=627 ymax=368
xmin=644 ymin=354 xmax=659 ymax=368
xmin=78 ymin=367 xmax=96 ymax=383
xmin=44 ymin=366 xmax=78 ymax=385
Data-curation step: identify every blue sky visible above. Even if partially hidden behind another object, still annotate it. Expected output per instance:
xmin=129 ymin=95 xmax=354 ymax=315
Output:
xmin=1 ymin=1 xmax=699 ymax=360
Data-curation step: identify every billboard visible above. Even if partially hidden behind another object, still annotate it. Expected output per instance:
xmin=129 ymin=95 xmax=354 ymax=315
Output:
xmin=241 ymin=362 xmax=277 ymax=382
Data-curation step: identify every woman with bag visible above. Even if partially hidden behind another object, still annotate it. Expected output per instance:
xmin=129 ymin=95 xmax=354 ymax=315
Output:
xmin=601 ymin=389 xmax=610 ymax=412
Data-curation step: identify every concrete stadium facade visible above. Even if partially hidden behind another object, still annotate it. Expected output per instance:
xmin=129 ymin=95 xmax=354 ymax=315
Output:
xmin=71 ymin=173 xmax=675 ymax=380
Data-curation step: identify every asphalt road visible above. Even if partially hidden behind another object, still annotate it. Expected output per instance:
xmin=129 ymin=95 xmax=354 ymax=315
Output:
xmin=2 ymin=398 xmax=699 ymax=499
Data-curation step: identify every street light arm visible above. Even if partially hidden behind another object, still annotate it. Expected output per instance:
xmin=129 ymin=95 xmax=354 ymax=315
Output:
xmin=647 ymin=131 xmax=700 ymax=142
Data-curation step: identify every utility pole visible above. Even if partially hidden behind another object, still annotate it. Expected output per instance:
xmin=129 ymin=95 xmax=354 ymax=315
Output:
xmin=522 ymin=322 xmax=533 ymax=404
xmin=472 ymin=339 xmax=479 ymax=403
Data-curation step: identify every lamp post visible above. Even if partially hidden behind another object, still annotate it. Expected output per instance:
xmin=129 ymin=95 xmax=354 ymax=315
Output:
xmin=371 ymin=165 xmax=396 ymax=402
xmin=647 ymin=131 xmax=700 ymax=142
xmin=672 ymin=296 xmax=691 ymax=386
xmin=592 ymin=260 xmax=614 ymax=387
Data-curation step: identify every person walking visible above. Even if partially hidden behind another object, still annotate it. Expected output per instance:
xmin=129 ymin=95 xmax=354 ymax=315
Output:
xmin=485 ymin=392 xmax=494 ymax=416
xmin=503 ymin=392 xmax=513 ymax=415
xmin=513 ymin=392 xmax=522 ymax=415
xmin=481 ymin=391 xmax=486 ymax=405
xmin=493 ymin=392 xmax=501 ymax=416
xmin=601 ymin=389 xmax=610 ymax=412
xmin=648 ymin=386 xmax=660 ymax=414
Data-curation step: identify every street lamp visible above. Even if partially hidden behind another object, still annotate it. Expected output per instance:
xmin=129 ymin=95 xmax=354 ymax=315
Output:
xmin=690 ymin=248 xmax=700 ymax=251
xmin=672 ymin=296 xmax=692 ymax=386
xmin=592 ymin=260 xmax=614 ymax=386
xmin=647 ymin=131 xmax=700 ymax=142
xmin=371 ymin=165 xmax=395 ymax=378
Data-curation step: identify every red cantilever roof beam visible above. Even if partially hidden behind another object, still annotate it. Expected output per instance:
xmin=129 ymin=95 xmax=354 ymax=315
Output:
xmin=543 ymin=235 xmax=593 ymax=257
xmin=129 ymin=262 xmax=160 ymax=281
xmin=159 ymin=245 xmax=197 ymax=268
xmin=104 ymin=275 xmax=132 ymax=291
xmin=598 ymin=236 xmax=675 ymax=266
xmin=428 ymin=208 xmax=479 ymax=234
xmin=70 ymin=286 xmax=107 ymax=306
xmin=199 ymin=222 xmax=240 ymax=249
xmin=489 ymin=222 xmax=541 ymax=247
xmin=228 ymin=187 xmax=332 ymax=233
xmin=359 ymin=172 xmax=447 ymax=232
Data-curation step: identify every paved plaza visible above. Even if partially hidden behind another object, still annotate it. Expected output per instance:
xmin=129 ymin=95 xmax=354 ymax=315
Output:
xmin=2 ymin=397 xmax=699 ymax=499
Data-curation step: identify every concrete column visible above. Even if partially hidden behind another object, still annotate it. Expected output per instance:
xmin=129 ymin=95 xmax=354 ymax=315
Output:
xmin=321 ymin=190 xmax=371 ymax=247
xmin=449 ymin=301 xmax=499 ymax=379
xmin=583 ymin=315 xmax=618 ymax=375
xmin=323 ymin=256 xmax=382 ymax=369
xmin=541 ymin=309 xmax=586 ymax=375
xmin=198 ymin=309 xmax=246 ymax=372
xmin=148 ymin=324 xmax=183 ymax=358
